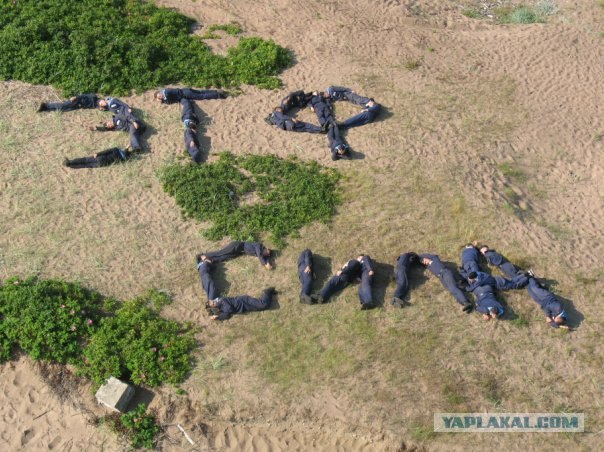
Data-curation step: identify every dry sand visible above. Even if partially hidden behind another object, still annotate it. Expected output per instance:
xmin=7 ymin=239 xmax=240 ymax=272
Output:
xmin=1 ymin=0 xmax=603 ymax=450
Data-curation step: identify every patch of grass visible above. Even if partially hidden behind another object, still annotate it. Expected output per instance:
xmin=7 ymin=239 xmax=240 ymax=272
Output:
xmin=442 ymin=383 xmax=467 ymax=406
xmin=0 ymin=1 xmax=291 ymax=94
xmin=462 ymin=9 xmax=481 ymax=19
xmin=158 ymin=152 xmax=341 ymax=247
xmin=510 ymin=314 xmax=530 ymax=327
xmin=498 ymin=162 xmax=527 ymax=182
xmin=102 ymin=403 xmax=160 ymax=449
xmin=411 ymin=420 xmax=436 ymax=441
xmin=496 ymin=3 xmax=555 ymax=24
xmin=482 ymin=375 xmax=502 ymax=406
xmin=209 ymin=23 xmax=243 ymax=36
xmin=404 ymin=58 xmax=423 ymax=70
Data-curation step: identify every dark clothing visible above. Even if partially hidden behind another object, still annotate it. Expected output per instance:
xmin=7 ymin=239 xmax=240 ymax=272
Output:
xmin=64 ymin=147 xmax=132 ymax=169
xmin=326 ymin=86 xmax=371 ymax=106
xmin=527 ymin=278 xmax=565 ymax=319
xmin=473 ymin=284 xmax=505 ymax=316
xmin=42 ymin=94 xmax=98 ymax=112
xmin=309 ymin=95 xmax=336 ymax=127
xmin=393 ymin=252 xmax=419 ymax=300
xmin=340 ymin=102 xmax=381 ymax=129
xmin=327 ymin=123 xmax=350 ymax=160
xmin=419 ymin=253 xmax=468 ymax=305
xmin=267 ymin=110 xmax=323 ymax=133
xmin=160 ymin=88 xmax=222 ymax=104
xmin=461 ymin=246 xmax=481 ymax=277
xmin=184 ymin=126 xmax=202 ymax=163
xmin=180 ymin=99 xmax=198 ymax=127
xmin=358 ymin=255 xmax=374 ymax=306
xmin=280 ymin=90 xmax=313 ymax=112
xmin=466 ymin=271 xmax=528 ymax=292
xmin=204 ymin=241 xmax=270 ymax=266
xmin=298 ymin=249 xmax=314 ymax=297
xmin=102 ymin=97 xmax=132 ymax=117
xmin=318 ymin=259 xmax=362 ymax=302
xmin=97 ymin=114 xmax=144 ymax=151
xmin=197 ymin=260 xmax=217 ymax=301
xmin=483 ymin=249 xmax=519 ymax=279
xmin=214 ymin=291 xmax=272 ymax=321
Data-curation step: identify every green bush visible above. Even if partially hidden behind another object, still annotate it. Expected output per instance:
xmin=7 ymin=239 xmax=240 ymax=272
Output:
xmin=0 ymin=0 xmax=291 ymax=95
xmin=158 ymin=152 xmax=342 ymax=247
xmin=0 ymin=277 xmax=106 ymax=364
xmin=80 ymin=290 xmax=197 ymax=387
xmin=103 ymin=403 xmax=160 ymax=449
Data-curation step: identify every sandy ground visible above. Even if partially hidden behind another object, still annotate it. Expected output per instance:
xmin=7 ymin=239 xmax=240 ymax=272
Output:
xmin=1 ymin=0 xmax=603 ymax=450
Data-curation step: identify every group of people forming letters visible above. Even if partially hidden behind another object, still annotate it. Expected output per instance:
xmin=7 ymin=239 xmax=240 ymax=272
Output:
xmin=266 ymin=86 xmax=381 ymax=160
xmin=195 ymin=241 xmax=568 ymax=328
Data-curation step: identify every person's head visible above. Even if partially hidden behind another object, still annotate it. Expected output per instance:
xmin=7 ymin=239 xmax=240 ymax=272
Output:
xmin=366 ymin=99 xmax=376 ymax=107
xmin=468 ymin=271 xmax=478 ymax=282
xmin=153 ymin=91 xmax=163 ymax=102
xmin=356 ymin=254 xmax=365 ymax=261
xmin=480 ymin=246 xmax=489 ymax=255
xmin=273 ymin=106 xmax=282 ymax=113
xmin=487 ymin=306 xmax=499 ymax=319
xmin=262 ymin=246 xmax=271 ymax=257
xmin=103 ymin=120 xmax=115 ymax=129
xmin=98 ymin=99 xmax=108 ymax=110
xmin=205 ymin=299 xmax=221 ymax=310
xmin=553 ymin=309 xmax=567 ymax=326
xmin=421 ymin=257 xmax=431 ymax=266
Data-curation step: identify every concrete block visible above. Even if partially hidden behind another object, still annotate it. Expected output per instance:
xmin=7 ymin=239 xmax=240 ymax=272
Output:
xmin=95 ymin=377 xmax=135 ymax=412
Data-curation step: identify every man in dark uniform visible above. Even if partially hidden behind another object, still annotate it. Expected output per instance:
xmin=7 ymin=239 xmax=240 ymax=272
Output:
xmin=358 ymin=254 xmax=376 ymax=310
xmin=460 ymin=244 xmax=481 ymax=278
xmin=466 ymin=272 xmax=505 ymax=320
xmin=97 ymin=97 xmax=133 ymax=117
xmin=298 ymin=249 xmax=314 ymax=304
xmin=418 ymin=253 xmax=473 ymax=312
xmin=207 ymin=288 xmax=276 ymax=321
xmin=184 ymin=124 xmax=203 ymax=163
xmin=392 ymin=252 xmax=419 ymax=307
xmin=526 ymin=272 xmax=568 ymax=328
xmin=325 ymin=86 xmax=372 ymax=106
xmin=154 ymin=87 xmax=226 ymax=104
xmin=266 ymin=107 xmax=324 ymax=133
xmin=309 ymin=94 xmax=336 ymax=129
xmin=180 ymin=99 xmax=198 ymax=127
xmin=94 ymin=114 xmax=145 ymax=151
xmin=196 ymin=256 xmax=217 ymax=301
xmin=327 ymin=123 xmax=351 ymax=160
xmin=339 ymin=100 xmax=381 ymax=129
xmin=198 ymin=241 xmax=272 ymax=269
xmin=461 ymin=245 xmax=528 ymax=289
xmin=315 ymin=255 xmax=363 ymax=305
xmin=478 ymin=244 xmax=521 ymax=279
xmin=38 ymin=93 xmax=98 ymax=112
xmin=63 ymin=147 xmax=135 ymax=169
xmin=280 ymin=90 xmax=314 ymax=112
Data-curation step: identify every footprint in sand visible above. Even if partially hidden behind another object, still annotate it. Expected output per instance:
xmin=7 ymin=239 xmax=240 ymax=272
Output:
xmin=20 ymin=427 xmax=34 ymax=446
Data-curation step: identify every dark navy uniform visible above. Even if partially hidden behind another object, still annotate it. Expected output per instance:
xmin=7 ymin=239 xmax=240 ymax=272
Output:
xmin=472 ymin=284 xmax=505 ymax=317
xmin=298 ymin=249 xmax=314 ymax=302
xmin=393 ymin=252 xmax=419 ymax=303
xmin=197 ymin=260 xmax=217 ymax=300
xmin=482 ymin=248 xmax=519 ymax=279
xmin=39 ymin=94 xmax=98 ymax=112
xmin=358 ymin=255 xmax=375 ymax=308
xmin=203 ymin=241 xmax=270 ymax=266
xmin=309 ymin=95 xmax=336 ymax=128
xmin=466 ymin=271 xmax=528 ymax=293
xmin=214 ymin=289 xmax=273 ymax=321
xmin=102 ymin=97 xmax=132 ymax=117
xmin=280 ymin=90 xmax=313 ymax=112
xmin=340 ymin=102 xmax=381 ymax=129
xmin=460 ymin=246 xmax=481 ymax=278
xmin=318 ymin=259 xmax=362 ymax=302
xmin=267 ymin=109 xmax=323 ymax=133
xmin=159 ymin=88 xmax=223 ymax=104
xmin=419 ymin=253 xmax=469 ymax=306
xmin=180 ymin=99 xmax=198 ymax=127
xmin=97 ymin=114 xmax=144 ymax=151
xmin=325 ymin=86 xmax=371 ymax=106
xmin=63 ymin=147 xmax=132 ymax=169
xmin=327 ymin=123 xmax=350 ymax=160
xmin=527 ymin=278 xmax=566 ymax=325
xmin=184 ymin=126 xmax=202 ymax=163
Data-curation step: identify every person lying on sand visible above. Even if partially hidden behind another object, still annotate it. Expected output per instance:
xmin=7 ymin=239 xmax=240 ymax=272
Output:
xmin=38 ymin=93 xmax=98 ymax=112
xmin=205 ymin=288 xmax=276 ymax=321
xmin=418 ymin=254 xmax=473 ymax=313
xmin=525 ymin=271 xmax=569 ymax=329
xmin=63 ymin=146 xmax=137 ymax=169
xmin=154 ymin=87 xmax=226 ymax=104
xmin=197 ymin=241 xmax=273 ymax=270
xmin=265 ymin=106 xmax=324 ymax=133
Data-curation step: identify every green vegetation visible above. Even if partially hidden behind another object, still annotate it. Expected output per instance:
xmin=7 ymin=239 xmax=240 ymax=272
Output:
xmin=0 ymin=1 xmax=291 ymax=95
xmin=496 ymin=2 xmax=558 ymax=24
xmin=0 ymin=277 xmax=196 ymax=388
xmin=102 ymin=403 xmax=160 ymax=449
xmin=158 ymin=152 xmax=341 ymax=247
xmin=462 ymin=9 xmax=481 ymax=19
xmin=404 ymin=58 xmax=423 ymax=70
xmin=81 ymin=290 xmax=196 ymax=387
xmin=201 ymin=22 xmax=243 ymax=39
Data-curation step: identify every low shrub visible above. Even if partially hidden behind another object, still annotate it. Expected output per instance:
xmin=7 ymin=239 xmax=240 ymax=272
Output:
xmin=0 ymin=276 xmax=106 ymax=364
xmin=0 ymin=1 xmax=291 ymax=95
xmin=80 ymin=290 xmax=197 ymax=387
xmin=102 ymin=403 xmax=160 ymax=449
xmin=158 ymin=152 xmax=341 ymax=247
